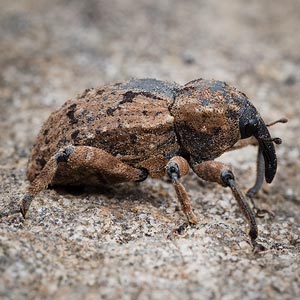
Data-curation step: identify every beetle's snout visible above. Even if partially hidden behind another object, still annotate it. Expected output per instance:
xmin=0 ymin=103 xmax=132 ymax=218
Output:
xmin=239 ymin=106 xmax=277 ymax=184
xmin=254 ymin=123 xmax=277 ymax=183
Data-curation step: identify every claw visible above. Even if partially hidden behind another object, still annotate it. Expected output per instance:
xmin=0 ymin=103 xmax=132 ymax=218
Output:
xmin=20 ymin=195 xmax=34 ymax=219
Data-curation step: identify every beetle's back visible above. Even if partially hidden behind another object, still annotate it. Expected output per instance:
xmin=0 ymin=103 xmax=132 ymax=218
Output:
xmin=27 ymin=79 xmax=181 ymax=181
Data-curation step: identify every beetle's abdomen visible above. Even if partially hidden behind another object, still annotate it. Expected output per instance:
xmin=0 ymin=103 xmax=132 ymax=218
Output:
xmin=171 ymin=79 xmax=242 ymax=162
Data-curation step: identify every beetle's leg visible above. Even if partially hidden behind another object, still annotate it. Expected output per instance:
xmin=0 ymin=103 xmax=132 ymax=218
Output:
xmin=166 ymin=156 xmax=197 ymax=225
xmin=245 ymin=147 xmax=275 ymax=217
xmin=14 ymin=146 xmax=147 ymax=219
xmin=192 ymin=161 xmax=260 ymax=248
xmin=0 ymin=146 xmax=74 ymax=219
xmin=18 ymin=146 xmax=75 ymax=218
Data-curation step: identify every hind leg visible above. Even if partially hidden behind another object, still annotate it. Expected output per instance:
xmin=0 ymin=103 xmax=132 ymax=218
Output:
xmin=1 ymin=145 xmax=147 ymax=219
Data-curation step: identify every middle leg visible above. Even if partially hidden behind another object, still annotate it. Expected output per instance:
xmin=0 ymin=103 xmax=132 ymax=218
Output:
xmin=166 ymin=156 xmax=197 ymax=225
xmin=192 ymin=160 xmax=259 ymax=247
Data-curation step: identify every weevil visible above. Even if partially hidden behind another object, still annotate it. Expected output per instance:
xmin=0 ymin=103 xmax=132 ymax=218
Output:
xmin=1 ymin=78 xmax=287 ymax=248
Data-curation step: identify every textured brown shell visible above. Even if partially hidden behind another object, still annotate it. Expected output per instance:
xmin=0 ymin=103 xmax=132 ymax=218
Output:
xmin=171 ymin=79 xmax=243 ymax=163
xmin=27 ymin=78 xmax=252 ymax=185
xmin=27 ymin=79 xmax=181 ymax=181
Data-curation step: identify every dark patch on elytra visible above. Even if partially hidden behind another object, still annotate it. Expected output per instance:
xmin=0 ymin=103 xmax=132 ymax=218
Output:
xmin=80 ymin=110 xmax=87 ymax=117
xmin=226 ymin=108 xmax=239 ymax=121
xmin=212 ymin=127 xmax=221 ymax=135
xmin=176 ymin=85 xmax=194 ymax=97
xmin=87 ymin=116 xmax=95 ymax=123
xmin=120 ymin=78 xmax=180 ymax=100
xmin=68 ymin=103 xmax=77 ymax=110
xmin=37 ymin=157 xmax=47 ymax=168
xmin=154 ymin=111 xmax=163 ymax=117
xmin=66 ymin=111 xmax=78 ymax=124
xmin=43 ymin=129 xmax=50 ymax=144
xmin=120 ymin=91 xmax=136 ymax=104
xmin=71 ymin=129 xmax=80 ymax=140
xmin=57 ymin=136 xmax=68 ymax=148
xmin=66 ymin=104 xmax=78 ymax=124
xmin=130 ymin=133 xmax=137 ymax=144
xmin=140 ymin=91 xmax=162 ymax=100
xmin=79 ymin=88 xmax=93 ymax=99
xmin=86 ymin=139 xmax=94 ymax=146
xmin=120 ymin=91 xmax=163 ymax=106
xmin=117 ymin=120 xmax=123 ymax=128
xmin=96 ymin=89 xmax=104 ymax=96
xmin=107 ymin=107 xmax=116 ymax=116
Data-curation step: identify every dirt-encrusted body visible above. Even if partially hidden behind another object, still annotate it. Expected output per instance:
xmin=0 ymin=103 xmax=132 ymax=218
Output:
xmin=27 ymin=78 xmax=249 ymax=185
xmin=8 ymin=77 xmax=283 ymax=249
xmin=27 ymin=79 xmax=180 ymax=182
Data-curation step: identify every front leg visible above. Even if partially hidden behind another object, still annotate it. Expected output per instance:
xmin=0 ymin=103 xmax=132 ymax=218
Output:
xmin=192 ymin=161 xmax=260 ymax=248
xmin=166 ymin=156 xmax=197 ymax=224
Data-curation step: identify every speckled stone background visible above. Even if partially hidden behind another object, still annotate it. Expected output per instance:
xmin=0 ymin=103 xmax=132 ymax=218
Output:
xmin=1 ymin=0 xmax=300 ymax=299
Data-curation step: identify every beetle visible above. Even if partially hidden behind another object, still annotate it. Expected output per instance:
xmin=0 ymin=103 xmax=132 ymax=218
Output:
xmin=1 ymin=78 xmax=286 ymax=248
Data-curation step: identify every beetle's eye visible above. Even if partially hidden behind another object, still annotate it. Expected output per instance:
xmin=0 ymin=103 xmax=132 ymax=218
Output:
xmin=243 ymin=118 xmax=259 ymax=138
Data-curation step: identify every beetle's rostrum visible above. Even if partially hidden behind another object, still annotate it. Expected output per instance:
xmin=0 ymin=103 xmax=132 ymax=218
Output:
xmin=1 ymin=78 xmax=286 ymax=250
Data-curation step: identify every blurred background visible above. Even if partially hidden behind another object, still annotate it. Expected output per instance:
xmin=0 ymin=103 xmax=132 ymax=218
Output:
xmin=1 ymin=0 xmax=300 ymax=299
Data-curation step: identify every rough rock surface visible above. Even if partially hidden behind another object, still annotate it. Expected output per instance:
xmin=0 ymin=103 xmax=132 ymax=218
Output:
xmin=0 ymin=0 xmax=299 ymax=299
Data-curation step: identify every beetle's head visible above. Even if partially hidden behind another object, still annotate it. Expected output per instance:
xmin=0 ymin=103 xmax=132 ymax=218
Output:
xmin=171 ymin=79 xmax=282 ymax=182
xmin=239 ymin=103 xmax=278 ymax=183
